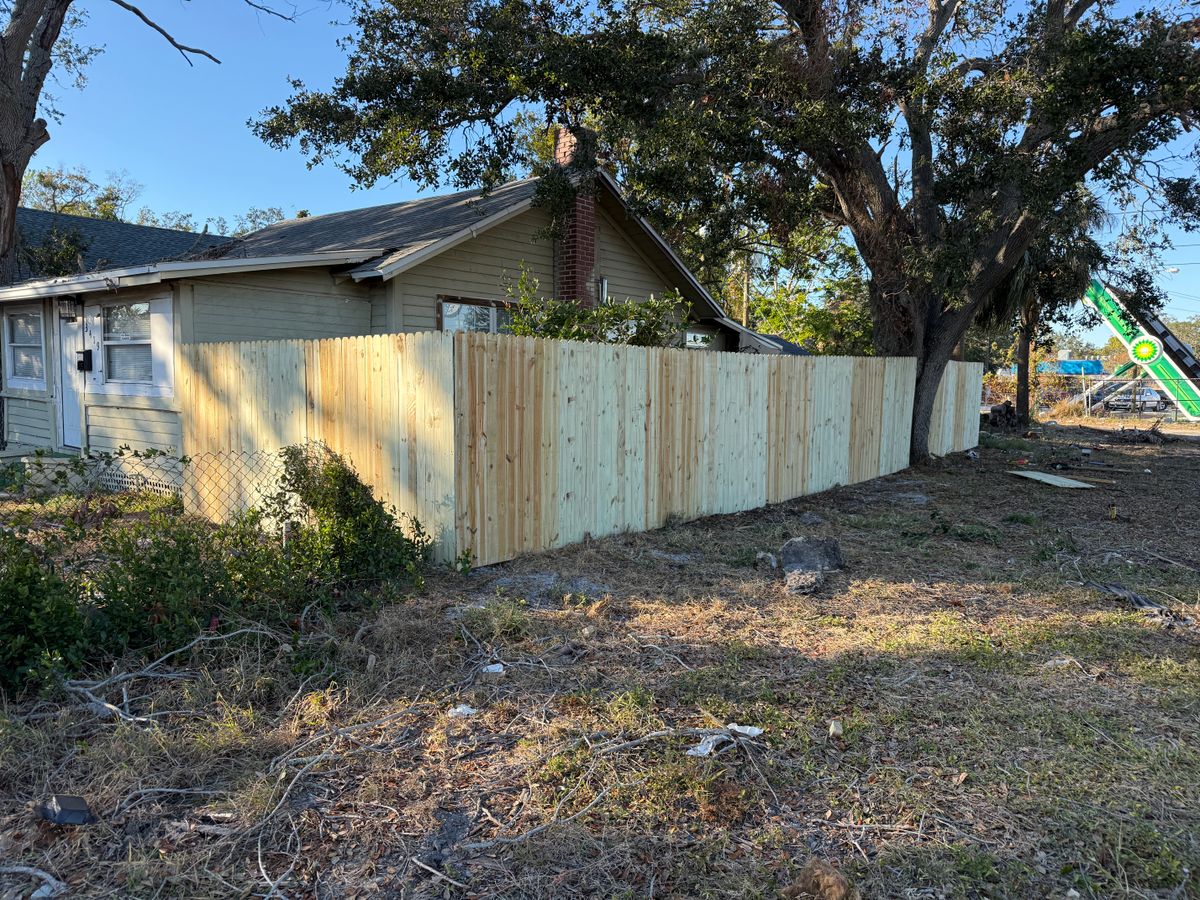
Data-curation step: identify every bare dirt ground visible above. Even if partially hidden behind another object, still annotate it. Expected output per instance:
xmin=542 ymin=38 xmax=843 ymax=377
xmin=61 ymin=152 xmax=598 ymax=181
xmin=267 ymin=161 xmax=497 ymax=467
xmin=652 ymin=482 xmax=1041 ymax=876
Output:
xmin=2 ymin=421 xmax=1199 ymax=899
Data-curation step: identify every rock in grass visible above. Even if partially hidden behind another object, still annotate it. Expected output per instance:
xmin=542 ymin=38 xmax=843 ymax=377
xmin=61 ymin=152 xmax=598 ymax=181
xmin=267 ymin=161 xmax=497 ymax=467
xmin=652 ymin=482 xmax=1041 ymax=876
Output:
xmin=780 ymin=536 xmax=843 ymax=573
xmin=782 ymin=858 xmax=861 ymax=900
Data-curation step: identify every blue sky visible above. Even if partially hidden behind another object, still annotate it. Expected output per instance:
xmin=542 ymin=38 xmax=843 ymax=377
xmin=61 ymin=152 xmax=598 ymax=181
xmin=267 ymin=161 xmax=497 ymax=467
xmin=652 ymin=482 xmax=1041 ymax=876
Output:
xmin=33 ymin=0 xmax=1200 ymax=345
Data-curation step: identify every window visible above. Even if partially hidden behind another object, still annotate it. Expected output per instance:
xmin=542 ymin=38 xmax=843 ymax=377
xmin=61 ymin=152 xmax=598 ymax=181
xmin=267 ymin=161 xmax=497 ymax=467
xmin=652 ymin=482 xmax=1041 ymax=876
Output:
xmin=439 ymin=297 xmax=513 ymax=334
xmin=84 ymin=296 xmax=173 ymax=398
xmin=4 ymin=306 xmax=46 ymax=390
xmin=103 ymin=303 xmax=153 ymax=383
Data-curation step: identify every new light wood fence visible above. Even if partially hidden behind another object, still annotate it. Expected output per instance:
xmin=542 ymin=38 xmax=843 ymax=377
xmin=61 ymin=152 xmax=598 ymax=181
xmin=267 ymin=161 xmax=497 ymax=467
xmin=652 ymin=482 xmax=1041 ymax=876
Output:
xmin=178 ymin=333 xmax=982 ymax=565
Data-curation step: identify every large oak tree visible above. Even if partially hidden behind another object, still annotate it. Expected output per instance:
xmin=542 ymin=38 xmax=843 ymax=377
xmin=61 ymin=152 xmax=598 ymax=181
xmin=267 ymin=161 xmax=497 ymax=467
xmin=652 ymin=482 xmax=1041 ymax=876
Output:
xmin=256 ymin=0 xmax=1200 ymax=460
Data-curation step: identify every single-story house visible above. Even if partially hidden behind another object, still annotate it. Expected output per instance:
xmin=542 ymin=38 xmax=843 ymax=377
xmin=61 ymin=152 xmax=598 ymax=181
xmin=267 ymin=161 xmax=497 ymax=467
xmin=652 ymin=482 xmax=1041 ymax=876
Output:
xmin=1 ymin=132 xmax=797 ymax=456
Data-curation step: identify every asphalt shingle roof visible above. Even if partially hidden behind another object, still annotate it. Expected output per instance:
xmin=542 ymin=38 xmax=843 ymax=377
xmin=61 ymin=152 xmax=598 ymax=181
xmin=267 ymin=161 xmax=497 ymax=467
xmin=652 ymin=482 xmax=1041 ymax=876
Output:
xmin=212 ymin=178 xmax=539 ymax=263
xmin=13 ymin=208 xmax=227 ymax=280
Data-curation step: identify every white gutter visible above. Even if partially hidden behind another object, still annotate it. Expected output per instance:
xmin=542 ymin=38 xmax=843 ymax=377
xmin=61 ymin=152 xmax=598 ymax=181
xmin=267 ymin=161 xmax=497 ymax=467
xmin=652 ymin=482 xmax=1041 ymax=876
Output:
xmin=350 ymin=199 xmax=535 ymax=282
xmin=0 ymin=250 xmax=388 ymax=302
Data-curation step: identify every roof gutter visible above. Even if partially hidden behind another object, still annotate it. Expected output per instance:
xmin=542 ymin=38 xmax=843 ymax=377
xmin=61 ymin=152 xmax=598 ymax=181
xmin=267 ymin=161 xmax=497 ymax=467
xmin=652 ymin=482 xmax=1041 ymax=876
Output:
xmin=0 ymin=250 xmax=387 ymax=302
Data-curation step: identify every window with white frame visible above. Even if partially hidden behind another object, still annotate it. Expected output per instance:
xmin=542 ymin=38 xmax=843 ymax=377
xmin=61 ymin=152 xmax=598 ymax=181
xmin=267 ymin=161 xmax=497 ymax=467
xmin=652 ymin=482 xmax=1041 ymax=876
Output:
xmin=84 ymin=296 xmax=174 ymax=398
xmin=4 ymin=306 xmax=46 ymax=390
xmin=103 ymin=303 xmax=153 ymax=383
xmin=439 ymin=297 xmax=514 ymax=334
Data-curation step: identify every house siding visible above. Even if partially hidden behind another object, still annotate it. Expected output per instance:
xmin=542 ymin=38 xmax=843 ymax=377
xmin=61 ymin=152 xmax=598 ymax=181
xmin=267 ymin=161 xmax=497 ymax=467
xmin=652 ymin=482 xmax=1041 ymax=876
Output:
xmin=4 ymin=396 xmax=54 ymax=446
xmin=595 ymin=209 xmax=674 ymax=303
xmin=85 ymin=402 xmax=182 ymax=454
xmin=185 ymin=270 xmax=373 ymax=343
xmin=393 ymin=205 xmax=555 ymax=327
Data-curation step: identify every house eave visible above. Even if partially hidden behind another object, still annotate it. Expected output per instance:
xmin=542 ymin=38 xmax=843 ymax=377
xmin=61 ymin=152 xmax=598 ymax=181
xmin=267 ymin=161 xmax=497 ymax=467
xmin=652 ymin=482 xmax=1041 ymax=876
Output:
xmin=0 ymin=250 xmax=388 ymax=302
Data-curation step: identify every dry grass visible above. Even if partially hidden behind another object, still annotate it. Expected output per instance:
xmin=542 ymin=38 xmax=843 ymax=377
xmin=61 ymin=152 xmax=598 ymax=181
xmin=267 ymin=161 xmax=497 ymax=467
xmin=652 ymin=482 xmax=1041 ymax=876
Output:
xmin=2 ymin=421 xmax=1199 ymax=898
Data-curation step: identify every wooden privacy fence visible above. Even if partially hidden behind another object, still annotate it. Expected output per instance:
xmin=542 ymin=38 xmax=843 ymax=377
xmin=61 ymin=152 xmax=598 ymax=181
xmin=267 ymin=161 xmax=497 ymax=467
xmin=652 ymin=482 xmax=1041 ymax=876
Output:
xmin=179 ymin=332 xmax=982 ymax=565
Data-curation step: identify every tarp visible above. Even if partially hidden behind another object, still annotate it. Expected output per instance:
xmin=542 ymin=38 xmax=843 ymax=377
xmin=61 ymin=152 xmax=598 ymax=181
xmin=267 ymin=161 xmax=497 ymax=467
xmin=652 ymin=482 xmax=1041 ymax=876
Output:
xmin=1034 ymin=360 xmax=1105 ymax=375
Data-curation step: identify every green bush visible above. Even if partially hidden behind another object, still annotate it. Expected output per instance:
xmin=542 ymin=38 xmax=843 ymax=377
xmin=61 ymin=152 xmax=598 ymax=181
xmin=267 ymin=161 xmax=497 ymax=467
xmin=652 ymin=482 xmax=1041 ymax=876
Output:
xmin=269 ymin=443 xmax=431 ymax=591
xmin=505 ymin=266 xmax=685 ymax=347
xmin=90 ymin=514 xmax=234 ymax=650
xmin=0 ymin=530 xmax=89 ymax=691
xmin=215 ymin=509 xmax=312 ymax=617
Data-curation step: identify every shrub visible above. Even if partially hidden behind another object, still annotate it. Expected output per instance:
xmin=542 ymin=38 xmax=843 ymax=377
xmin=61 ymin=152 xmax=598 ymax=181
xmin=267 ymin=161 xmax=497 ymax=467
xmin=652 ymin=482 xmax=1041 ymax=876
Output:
xmin=215 ymin=509 xmax=312 ymax=617
xmin=505 ymin=266 xmax=685 ymax=347
xmin=269 ymin=443 xmax=431 ymax=591
xmin=0 ymin=530 xmax=89 ymax=691
xmin=90 ymin=514 xmax=234 ymax=651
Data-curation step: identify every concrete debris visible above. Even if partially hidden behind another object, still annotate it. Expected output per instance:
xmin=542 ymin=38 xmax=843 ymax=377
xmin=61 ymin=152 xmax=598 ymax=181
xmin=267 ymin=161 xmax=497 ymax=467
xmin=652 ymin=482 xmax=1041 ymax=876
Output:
xmin=648 ymin=549 xmax=697 ymax=565
xmin=685 ymin=723 xmax=764 ymax=757
xmin=784 ymin=570 xmax=826 ymax=595
xmin=780 ymin=536 xmax=844 ymax=573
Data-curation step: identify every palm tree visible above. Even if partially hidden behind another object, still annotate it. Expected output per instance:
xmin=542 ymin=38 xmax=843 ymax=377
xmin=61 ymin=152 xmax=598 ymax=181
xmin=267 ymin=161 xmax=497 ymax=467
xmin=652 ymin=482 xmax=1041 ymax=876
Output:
xmin=979 ymin=188 xmax=1109 ymax=423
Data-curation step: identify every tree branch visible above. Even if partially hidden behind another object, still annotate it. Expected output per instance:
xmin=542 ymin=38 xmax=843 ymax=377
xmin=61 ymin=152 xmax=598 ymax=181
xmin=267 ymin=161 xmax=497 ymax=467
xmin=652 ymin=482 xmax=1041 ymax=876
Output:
xmin=108 ymin=0 xmax=221 ymax=65
xmin=915 ymin=0 xmax=962 ymax=72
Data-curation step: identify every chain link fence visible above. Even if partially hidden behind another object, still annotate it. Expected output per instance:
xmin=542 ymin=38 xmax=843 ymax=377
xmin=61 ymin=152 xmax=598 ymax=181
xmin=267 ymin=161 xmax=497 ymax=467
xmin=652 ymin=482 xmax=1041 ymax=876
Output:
xmin=1 ymin=447 xmax=289 ymax=523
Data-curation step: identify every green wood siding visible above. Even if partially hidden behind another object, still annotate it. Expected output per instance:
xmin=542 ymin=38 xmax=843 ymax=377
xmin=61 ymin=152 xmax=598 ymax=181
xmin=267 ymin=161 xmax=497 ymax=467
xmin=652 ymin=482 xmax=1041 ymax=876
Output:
xmin=596 ymin=209 xmax=674 ymax=303
xmin=393 ymin=206 xmax=555 ymax=327
xmin=4 ymin=396 xmax=54 ymax=447
xmin=186 ymin=270 xmax=373 ymax=343
xmin=85 ymin=403 xmax=182 ymax=454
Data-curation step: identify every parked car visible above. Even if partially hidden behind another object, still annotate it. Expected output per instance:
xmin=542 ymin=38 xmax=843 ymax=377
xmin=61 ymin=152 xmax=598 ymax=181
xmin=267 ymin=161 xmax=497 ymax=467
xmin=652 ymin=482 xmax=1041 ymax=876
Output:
xmin=1104 ymin=387 xmax=1168 ymax=411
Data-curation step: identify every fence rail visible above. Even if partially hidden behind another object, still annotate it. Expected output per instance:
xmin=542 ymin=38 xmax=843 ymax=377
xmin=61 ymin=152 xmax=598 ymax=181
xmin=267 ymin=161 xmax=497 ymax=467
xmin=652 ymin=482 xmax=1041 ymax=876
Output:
xmin=178 ymin=333 xmax=982 ymax=566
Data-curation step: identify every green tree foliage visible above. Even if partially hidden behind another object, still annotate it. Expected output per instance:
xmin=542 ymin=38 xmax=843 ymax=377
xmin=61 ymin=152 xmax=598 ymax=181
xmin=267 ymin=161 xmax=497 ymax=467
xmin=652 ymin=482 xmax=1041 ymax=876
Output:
xmin=505 ymin=268 xmax=685 ymax=347
xmin=18 ymin=223 xmax=89 ymax=278
xmin=0 ymin=529 xmax=88 ymax=690
xmin=1163 ymin=315 xmax=1200 ymax=354
xmin=21 ymin=164 xmax=288 ymax=238
xmin=749 ymin=287 xmax=874 ymax=355
xmin=255 ymin=0 xmax=1200 ymax=460
xmin=21 ymin=165 xmax=139 ymax=220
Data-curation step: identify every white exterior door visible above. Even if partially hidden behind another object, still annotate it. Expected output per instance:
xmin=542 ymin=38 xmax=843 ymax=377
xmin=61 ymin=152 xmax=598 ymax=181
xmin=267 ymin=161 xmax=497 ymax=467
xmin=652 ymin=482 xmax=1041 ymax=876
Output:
xmin=58 ymin=315 xmax=83 ymax=448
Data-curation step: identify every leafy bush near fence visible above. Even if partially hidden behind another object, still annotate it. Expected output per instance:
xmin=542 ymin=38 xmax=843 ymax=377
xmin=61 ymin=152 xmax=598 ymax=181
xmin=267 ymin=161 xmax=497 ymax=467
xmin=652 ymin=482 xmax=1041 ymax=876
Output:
xmin=0 ymin=531 xmax=90 ymax=690
xmin=0 ymin=442 xmax=431 ymax=694
xmin=91 ymin=515 xmax=235 ymax=651
xmin=270 ymin=443 xmax=432 ymax=590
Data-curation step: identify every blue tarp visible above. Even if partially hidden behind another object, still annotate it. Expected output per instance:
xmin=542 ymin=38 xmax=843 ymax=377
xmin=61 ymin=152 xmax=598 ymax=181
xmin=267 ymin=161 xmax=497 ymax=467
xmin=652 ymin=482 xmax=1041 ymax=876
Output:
xmin=1034 ymin=360 xmax=1105 ymax=375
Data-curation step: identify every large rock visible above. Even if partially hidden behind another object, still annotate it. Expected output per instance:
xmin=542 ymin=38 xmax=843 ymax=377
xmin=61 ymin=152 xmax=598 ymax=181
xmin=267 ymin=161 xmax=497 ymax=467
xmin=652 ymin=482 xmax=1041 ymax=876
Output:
xmin=779 ymin=536 xmax=843 ymax=595
xmin=780 ymin=537 xmax=844 ymax=574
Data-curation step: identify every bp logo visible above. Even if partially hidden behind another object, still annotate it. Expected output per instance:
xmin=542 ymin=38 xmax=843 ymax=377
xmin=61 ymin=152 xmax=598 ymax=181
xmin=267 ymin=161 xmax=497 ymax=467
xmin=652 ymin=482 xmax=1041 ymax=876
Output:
xmin=1130 ymin=336 xmax=1162 ymax=364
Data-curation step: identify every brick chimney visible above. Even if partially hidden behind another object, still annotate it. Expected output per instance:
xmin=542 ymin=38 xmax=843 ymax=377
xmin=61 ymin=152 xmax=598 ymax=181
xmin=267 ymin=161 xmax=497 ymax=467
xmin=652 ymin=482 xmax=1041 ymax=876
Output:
xmin=553 ymin=127 xmax=597 ymax=306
